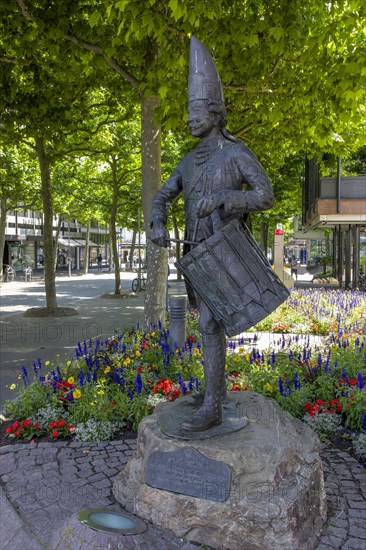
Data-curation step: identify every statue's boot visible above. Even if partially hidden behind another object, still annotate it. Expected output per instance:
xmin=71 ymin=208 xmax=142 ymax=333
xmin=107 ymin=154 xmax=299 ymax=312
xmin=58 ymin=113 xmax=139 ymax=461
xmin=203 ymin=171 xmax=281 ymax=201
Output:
xmin=188 ymin=333 xmax=227 ymax=406
xmin=181 ymin=333 xmax=225 ymax=432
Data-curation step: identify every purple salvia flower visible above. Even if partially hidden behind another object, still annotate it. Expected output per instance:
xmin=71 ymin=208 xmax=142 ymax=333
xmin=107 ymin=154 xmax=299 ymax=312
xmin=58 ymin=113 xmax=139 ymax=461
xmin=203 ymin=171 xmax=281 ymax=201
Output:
xmin=357 ymin=372 xmax=364 ymax=390
xmin=134 ymin=372 xmax=143 ymax=395
xmin=79 ymin=370 xmax=84 ymax=386
xmin=294 ymin=373 xmax=301 ymax=390
xmin=178 ymin=372 xmax=187 ymax=395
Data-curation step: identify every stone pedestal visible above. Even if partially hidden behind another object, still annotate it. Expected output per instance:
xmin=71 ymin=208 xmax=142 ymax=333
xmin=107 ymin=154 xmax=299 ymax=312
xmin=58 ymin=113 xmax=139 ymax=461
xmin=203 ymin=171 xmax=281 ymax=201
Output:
xmin=113 ymin=392 xmax=327 ymax=550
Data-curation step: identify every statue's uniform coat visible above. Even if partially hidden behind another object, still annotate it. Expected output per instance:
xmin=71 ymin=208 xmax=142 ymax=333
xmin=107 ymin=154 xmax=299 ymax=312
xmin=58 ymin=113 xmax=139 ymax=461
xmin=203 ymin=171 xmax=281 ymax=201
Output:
xmin=151 ymin=135 xmax=274 ymax=252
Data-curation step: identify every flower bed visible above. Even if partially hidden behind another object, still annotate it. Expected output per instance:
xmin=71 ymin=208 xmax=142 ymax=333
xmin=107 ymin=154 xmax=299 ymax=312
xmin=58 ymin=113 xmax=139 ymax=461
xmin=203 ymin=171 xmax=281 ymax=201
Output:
xmin=3 ymin=289 xmax=366 ymax=460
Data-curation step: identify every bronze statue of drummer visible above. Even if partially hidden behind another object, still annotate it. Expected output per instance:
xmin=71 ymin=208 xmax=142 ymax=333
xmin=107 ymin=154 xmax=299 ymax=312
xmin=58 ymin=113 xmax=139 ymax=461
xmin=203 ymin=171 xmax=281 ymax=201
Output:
xmin=149 ymin=37 xmax=275 ymax=432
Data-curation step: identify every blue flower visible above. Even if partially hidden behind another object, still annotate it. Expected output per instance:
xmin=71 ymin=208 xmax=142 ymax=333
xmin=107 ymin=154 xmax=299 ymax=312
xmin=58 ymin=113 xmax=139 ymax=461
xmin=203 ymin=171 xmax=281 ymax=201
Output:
xmin=134 ymin=373 xmax=143 ymax=395
xmin=128 ymin=389 xmax=134 ymax=400
xmin=21 ymin=366 xmax=29 ymax=386
xmin=278 ymin=378 xmax=284 ymax=396
xmin=178 ymin=372 xmax=187 ymax=395
xmin=357 ymin=372 xmax=364 ymax=390
xmin=79 ymin=370 xmax=84 ymax=386
xmin=294 ymin=373 xmax=301 ymax=390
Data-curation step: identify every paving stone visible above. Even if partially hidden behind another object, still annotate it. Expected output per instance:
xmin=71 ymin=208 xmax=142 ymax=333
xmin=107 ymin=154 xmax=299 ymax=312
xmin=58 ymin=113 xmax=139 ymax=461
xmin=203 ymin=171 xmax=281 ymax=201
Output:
xmin=0 ymin=455 xmax=16 ymax=475
xmin=342 ymin=539 xmax=366 ymax=549
xmin=319 ymin=535 xmax=344 ymax=549
xmin=347 ymin=500 xmax=366 ymax=509
xmin=349 ymin=526 xmax=366 ymax=539
xmin=325 ymin=526 xmax=348 ymax=540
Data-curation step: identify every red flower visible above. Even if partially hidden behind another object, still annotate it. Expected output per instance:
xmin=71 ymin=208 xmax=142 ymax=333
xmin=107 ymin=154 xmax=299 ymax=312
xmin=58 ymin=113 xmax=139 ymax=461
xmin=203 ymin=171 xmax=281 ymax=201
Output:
xmin=230 ymin=383 xmax=241 ymax=391
xmin=12 ymin=421 xmax=20 ymax=429
xmin=23 ymin=419 xmax=32 ymax=427
xmin=111 ymin=401 xmax=117 ymax=406
xmin=51 ymin=430 xmax=59 ymax=438
xmin=153 ymin=377 xmax=174 ymax=395
xmin=309 ymin=404 xmax=321 ymax=416
xmin=57 ymin=419 xmax=66 ymax=427
xmin=15 ymin=430 xmax=21 ymax=436
xmin=138 ymin=366 xmax=143 ymax=373
xmin=33 ymin=423 xmax=41 ymax=429
xmin=50 ymin=421 xmax=58 ymax=429
xmin=5 ymin=427 xmax=12 ymax=434
xmin=349 ymin=379 xmax=357 ymax=386
xmin=67 ymin=425 xmax=75 ymax=432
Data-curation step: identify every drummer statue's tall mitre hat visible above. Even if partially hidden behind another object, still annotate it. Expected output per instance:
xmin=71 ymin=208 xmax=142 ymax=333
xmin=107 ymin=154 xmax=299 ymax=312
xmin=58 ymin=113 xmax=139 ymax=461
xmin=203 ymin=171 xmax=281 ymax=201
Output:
xmin=188 ymin=36 xmax=224 ymax=104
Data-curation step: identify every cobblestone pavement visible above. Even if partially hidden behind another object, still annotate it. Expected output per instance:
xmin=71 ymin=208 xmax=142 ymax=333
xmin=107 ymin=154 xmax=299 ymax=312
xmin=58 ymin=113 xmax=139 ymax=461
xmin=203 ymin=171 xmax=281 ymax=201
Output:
xmin=0 ymin=437 xmax=365 ymax=550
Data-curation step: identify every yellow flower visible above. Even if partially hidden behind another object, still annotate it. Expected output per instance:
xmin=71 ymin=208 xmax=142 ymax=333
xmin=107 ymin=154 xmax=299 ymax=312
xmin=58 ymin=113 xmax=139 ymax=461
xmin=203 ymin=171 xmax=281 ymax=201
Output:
xmin=193 ymin=348 xmax=200 ymax=356
xmin=97 ymin=390 xmax=105 ymax=396
xmin=123 ymin=357 xmax=131 ymax=366
xmin=104 ymin=366 xmax=111 ymax=374
xmin=151 ymin=331 xmax=155 ymax=337
xmin=238 ymin=348 xmax=244 ymax=354
xmin=66 ymin=360 xmax=72 ymax=366
xmin=89 ymin=402 xmax=95 ymax=407
xmin=67 ymin=377 xmax=75 ymax=385
xmin=245 ymin=353 xmax=250 ymax=361
xmin=73 ymin=389 xmax=82 ymax=399
xmin=10 ymin=383 xmax=17 ymax=390
xmin=135 ymin=350 xmax=141 ymax=358
xmin=45 ymin=361 xmax=50 ymax=366
xmin=263 ymin=383 xmax=273 ymax=393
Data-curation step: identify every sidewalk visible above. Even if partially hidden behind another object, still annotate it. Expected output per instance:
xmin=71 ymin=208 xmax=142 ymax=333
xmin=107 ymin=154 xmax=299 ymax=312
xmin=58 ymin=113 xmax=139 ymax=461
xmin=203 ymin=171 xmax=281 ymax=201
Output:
xmin=0 ymin=275 xmax=365 ymax=550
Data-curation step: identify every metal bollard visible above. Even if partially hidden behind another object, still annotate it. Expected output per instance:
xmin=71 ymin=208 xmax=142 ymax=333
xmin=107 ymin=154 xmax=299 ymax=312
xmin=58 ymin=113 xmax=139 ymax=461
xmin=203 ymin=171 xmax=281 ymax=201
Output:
xmin=169 ymin=296 xmax=187 ymax=352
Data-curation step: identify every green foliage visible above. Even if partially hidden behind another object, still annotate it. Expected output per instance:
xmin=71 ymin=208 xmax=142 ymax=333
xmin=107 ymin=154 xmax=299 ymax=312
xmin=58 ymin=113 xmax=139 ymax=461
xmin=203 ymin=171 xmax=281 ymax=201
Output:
xmin=4 ymin=381 xmax=51 ymax=420
xmin=303 ymin=413 xmax=341 ymax=440
xmin=339 ymin=390 xmax=366 ymax=431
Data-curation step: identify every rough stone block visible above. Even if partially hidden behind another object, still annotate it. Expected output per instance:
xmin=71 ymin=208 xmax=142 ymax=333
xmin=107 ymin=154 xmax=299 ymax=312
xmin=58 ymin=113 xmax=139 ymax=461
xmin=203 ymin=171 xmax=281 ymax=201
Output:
xmin=113 ymin=392 xmax=327 ymax=550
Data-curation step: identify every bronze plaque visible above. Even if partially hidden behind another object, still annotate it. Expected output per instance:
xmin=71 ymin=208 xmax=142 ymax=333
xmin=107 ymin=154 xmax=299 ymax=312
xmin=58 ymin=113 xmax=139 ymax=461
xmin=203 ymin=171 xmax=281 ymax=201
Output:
xmin=146 ymin=447 xmax=231 ymax=502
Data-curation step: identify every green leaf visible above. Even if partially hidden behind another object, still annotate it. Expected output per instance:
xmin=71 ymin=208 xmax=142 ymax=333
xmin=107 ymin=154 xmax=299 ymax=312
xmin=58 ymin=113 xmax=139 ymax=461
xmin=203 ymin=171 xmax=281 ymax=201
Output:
xmin=89 ymin=11 xmax=101 ymax=28
xmin=248 ymin=34 xmax=259 ymax=48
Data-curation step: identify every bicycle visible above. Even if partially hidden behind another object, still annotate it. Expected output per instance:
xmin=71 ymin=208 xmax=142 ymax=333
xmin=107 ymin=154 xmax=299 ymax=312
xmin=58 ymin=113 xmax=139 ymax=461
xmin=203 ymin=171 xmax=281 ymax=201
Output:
xmin=132 ymin=274 xmax=147 ymax=292
xmin=4 ymin=265 xmax=15 ymax=282
xmin=358 ymin=271 xmax=366 ymax=291
xmin=24 ymin=266 xmax=33 ymax=282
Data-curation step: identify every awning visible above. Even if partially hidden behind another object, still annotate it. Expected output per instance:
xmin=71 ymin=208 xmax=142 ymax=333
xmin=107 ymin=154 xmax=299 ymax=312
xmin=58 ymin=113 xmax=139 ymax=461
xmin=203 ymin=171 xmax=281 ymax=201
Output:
xmin=73 ymin=238 xmax=98 ymax=247
xmin=57 ymin=238 xmax=98 ymax=247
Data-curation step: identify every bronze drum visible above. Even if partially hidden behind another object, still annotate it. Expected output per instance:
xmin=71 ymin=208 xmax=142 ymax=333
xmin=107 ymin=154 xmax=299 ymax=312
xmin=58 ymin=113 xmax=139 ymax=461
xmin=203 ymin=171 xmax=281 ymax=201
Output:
xmin=176 ymin=220 xmax=290 ymax=337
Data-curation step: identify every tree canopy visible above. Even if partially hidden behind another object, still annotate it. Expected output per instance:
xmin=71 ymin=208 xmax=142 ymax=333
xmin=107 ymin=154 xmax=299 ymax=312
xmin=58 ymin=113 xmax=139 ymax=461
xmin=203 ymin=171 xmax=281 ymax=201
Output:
xmin=1 ymin=0 xmax=365 ymax=319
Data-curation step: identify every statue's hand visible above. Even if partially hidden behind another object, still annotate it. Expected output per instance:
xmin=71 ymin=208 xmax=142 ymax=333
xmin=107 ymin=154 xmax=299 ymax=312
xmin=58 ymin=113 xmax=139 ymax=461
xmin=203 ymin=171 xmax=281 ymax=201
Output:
xmin=150 ymin=222 xmax=170 ymax=248
xmin=196 ymin=193 xmax=224 ymax=218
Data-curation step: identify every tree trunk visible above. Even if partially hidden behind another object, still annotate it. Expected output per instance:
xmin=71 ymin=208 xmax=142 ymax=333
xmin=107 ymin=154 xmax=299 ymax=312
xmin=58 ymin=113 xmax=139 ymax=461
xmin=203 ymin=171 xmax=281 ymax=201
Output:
xmin=0 ymin=197 xmax=8 ymax=282
xmin=54 ymin=215 xmax=63 ymax=271
xmin=35 ymin=137 xmax=58 ymax=310
xmin=129 ymin=229 xmax=136 ymax=270
xmin=141 ymin=94 xmax=168 ymax=328
xmin=83 ymin=220 xmax=90 ymax=274
xmin=111 ymin=158 xmax=121 ymax=294
xmin=260 ymin=220 xmax=269 ymax=255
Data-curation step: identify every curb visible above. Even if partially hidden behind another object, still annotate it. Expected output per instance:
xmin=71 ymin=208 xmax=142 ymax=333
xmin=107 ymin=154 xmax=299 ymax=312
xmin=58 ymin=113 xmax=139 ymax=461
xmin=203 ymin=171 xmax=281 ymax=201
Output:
xmin=0 ymin=485 xmax=44 ymax=549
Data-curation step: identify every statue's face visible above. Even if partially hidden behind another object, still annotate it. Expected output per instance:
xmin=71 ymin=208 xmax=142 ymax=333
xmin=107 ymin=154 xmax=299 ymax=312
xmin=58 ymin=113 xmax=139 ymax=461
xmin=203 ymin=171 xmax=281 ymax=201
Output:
xmin=187 ymin=100 xmax=217 ymax=138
